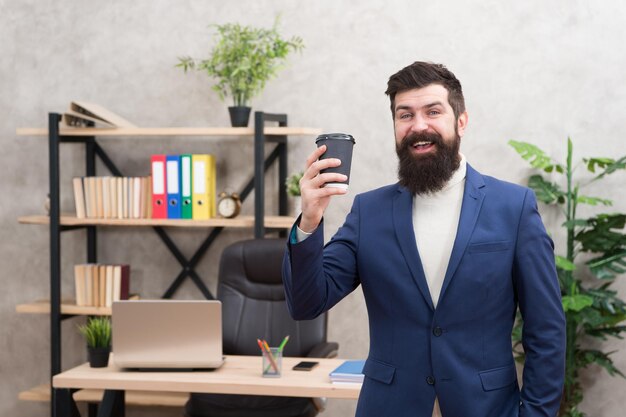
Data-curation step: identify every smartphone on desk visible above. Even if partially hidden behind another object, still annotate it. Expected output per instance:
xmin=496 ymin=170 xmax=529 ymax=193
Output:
xmin=292 ymin=361 xmax=319 ymax=371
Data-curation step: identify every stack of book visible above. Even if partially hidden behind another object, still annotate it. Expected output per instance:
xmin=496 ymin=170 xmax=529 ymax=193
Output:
xmin=151 ymin=154 xmax=216 ymax=220
xmin=74 ymin=264 xmax=130 ymax=307
xmin=73 ymin=176 xmax=152 ymax=219
xmin=329 ymin=360 xmax=365 ymax=384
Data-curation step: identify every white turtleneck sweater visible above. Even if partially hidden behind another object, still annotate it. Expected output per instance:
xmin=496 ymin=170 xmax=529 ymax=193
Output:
xmin=296 ymin=154 xmax=467 ymax=417
xmin=413 ymin=154 xmax=466 ymax=308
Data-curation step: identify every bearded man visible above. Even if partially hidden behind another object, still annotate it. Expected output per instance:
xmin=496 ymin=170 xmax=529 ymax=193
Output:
xmin=282 ymin=61 xmax=565 ymax=417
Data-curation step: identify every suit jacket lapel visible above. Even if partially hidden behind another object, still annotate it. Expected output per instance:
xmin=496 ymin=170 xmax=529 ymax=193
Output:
xmin=439 ymin=164 xmax=485 ymax=302
xmin=393 ymin=185 xmax=435 ymax=310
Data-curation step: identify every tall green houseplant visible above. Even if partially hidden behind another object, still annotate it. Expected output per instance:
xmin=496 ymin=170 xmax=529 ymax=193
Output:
xmin=509 ymin=139 xmax=626 ymax=417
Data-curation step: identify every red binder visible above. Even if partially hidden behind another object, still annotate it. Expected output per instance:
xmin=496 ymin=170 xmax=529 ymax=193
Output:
xmin=151 ymin=155 xmax=167 ymax=218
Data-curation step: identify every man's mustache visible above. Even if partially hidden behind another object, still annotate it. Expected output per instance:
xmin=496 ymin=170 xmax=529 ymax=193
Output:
xmin=399 ymin=131 xmax=444 ymax=150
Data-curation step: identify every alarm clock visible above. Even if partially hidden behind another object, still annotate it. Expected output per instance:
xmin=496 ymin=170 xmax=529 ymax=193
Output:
xmin=217 ymin=192 xmax=242 ymax=218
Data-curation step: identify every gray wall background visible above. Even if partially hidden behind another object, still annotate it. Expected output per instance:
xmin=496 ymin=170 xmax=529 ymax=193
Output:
xmin=2 ymin=0 xmax=625 ymax=416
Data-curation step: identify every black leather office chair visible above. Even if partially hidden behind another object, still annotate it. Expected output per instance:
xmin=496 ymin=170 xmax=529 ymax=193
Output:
xmin=185 ymin=238 xmax=339 ymax=417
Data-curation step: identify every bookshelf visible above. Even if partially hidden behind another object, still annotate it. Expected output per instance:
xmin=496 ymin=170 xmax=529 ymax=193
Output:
xmin=16 ymin=113 xmax=320 ymax=415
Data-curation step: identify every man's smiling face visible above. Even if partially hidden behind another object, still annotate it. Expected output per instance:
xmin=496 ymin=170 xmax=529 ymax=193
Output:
xmin=393 ymin=83 xmax=467 ymax=153
xmin=393 ymin=84 xmax=468 ymax=194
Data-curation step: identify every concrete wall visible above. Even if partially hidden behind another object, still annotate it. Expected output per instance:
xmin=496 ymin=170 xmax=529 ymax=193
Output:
xmin=2 ymin=0 xmax=625 ymax=415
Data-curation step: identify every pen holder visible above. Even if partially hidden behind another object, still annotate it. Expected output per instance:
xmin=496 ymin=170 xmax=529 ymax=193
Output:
xmin=262 ymin=347 xmax=282 ymax=377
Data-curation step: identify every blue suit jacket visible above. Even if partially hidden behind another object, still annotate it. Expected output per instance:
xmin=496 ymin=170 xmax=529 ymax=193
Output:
xmin=282 ymin=164 xmax=565 ymax=417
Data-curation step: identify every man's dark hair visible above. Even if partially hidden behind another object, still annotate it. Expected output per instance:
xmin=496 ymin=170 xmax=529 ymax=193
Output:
xmin=385 ymin=61 xmax=465 ymax=119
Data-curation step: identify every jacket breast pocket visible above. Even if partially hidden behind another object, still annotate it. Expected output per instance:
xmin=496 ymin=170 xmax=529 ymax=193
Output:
xmin=362 ymin=358 xmax=396 ymax=385
xmin=479 ymin=364 xmax=517 ymax=391
xmin=467 ymin=241 xmax=511 ymax=254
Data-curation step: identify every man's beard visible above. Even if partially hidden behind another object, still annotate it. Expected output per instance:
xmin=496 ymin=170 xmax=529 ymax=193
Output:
xmin=396 ymin=131 xmax=461 ymax=195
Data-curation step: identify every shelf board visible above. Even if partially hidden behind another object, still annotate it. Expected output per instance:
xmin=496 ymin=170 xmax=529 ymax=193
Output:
xmin=75 ymin=388 xmax=188 ymax=407
xmin=18 ymin=384 xmax=50 ymax=402
xmin=19 ymin=384 xmax=187 ymax=407
xmin=16 ymin=300 xmax=112 ymax=316
xmin=18 ymin=214 xmax=296 ymax=229
xmin=16 ymin=126 xmax=322 ymax=137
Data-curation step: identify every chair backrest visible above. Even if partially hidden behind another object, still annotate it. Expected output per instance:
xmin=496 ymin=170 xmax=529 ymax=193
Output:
xmin=217 ymin=238 xmax=328 ymax=357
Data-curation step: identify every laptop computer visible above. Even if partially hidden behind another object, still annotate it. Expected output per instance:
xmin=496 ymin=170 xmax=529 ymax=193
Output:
xmin=112 ymin=300 xmax=224 ymax=370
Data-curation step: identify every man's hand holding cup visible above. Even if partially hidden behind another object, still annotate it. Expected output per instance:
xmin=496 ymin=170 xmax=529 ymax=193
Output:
xmin=299 ymin=133 xmax=355 ymax=233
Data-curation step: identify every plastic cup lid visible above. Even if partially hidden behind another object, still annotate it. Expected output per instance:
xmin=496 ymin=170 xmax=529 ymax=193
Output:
xmin=315 ymin=133 xmax=355 ymax=144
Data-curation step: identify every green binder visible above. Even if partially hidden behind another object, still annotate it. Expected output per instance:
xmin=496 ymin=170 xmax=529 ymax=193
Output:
xmin=180 ymin=154 xmax=193 ymax=219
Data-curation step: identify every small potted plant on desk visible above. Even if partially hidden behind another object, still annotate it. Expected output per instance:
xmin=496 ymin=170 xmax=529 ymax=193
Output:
xmin=286 ymin=171 xmax=304 ymax=216
xmin=78 ymin=316 xmax=112 ymax=368
xmin=177 ymin=19 xmax=304 ymax=127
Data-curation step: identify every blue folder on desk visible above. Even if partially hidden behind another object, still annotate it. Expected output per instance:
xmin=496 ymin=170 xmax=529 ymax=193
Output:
xmin=329 ymin=360 xmax=365 ymax=383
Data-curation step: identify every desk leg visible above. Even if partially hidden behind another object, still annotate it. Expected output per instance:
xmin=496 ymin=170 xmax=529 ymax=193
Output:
xmin=54 ymin=388 xmax=81 ymax=417
xmin=97 ymin=390 xmax=125 ymax=417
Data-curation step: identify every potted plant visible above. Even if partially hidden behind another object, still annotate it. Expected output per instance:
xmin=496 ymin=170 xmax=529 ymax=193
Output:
xmin=509 ymin=138 xmax=626 ymax=417
xmin=78 ymin=316 xmax=112 ymax=368
xmin=177 ymin=19 xmax=304 ymax=127
xmin=285 ymin=171 xmax=303 ymax=215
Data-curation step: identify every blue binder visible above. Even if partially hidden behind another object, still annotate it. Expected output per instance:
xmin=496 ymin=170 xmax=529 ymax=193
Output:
xmin=166 ymin=155 xmax=181 ymax=219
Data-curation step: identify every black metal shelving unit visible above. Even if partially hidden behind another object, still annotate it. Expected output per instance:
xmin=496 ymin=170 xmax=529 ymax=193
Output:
xmin=43 ymin=111 xmax=293 ymax=417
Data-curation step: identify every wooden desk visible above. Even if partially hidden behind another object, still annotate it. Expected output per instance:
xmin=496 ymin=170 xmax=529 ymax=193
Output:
xmin=53 ymin=355 xmax=361 ymax=416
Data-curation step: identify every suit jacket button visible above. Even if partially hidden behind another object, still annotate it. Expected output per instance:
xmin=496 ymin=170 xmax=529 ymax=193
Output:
xmin=433 ymin=327 xmax=443 ymax=337
xmin=426 ymin=376 xmax=435 ymax=385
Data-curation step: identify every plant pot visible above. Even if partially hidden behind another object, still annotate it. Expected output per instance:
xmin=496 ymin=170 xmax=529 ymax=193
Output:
xmin=228 ymin=106 xmax=251 ymax=127
xmin=87 ymin=346 xmax=111 ymax=368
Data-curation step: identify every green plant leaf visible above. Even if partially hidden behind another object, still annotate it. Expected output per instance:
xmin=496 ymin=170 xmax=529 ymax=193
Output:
xmin=587 ymin=250 xmax=626 ymax=280
xmin=579 ymin=306 xmax=623 ymax=330
xmin=576 ymin=214 xmax=626 ymax=254
xmin=511 ymin=311 xmax=525 ymax=364
xmin=556 ymin=255 xmax=577 ymax=271
xmin=175 ymin=56 xmax=196 ymax=72
xmin=563 ymin=295 xmax=594 ymax=312
xmin=285 ymin=171 xmax=303 ymax=196
xmin=77 ymin=317 xmax=111 ymax=348
xmin=577 ymin=349 xmax=625 ymax=377
xmin=562 ymin=219 xmax=591 ymax=228
xmin=528 ymin=175 xmax=566 ymax=204
xmin=508 ymin=140 xmax=565 ymax=172
xmin=587 ymin=285 xmax=626 ymax=316
xmin=584 ymin=157 xmax=615 ymax=173
xmin=576 ymin=195 xmax=613 ymax=207
xmin=585 ymin=156 xmax=626 ymax=180
xmin=585 ymin=324 xmax=626 ymax=340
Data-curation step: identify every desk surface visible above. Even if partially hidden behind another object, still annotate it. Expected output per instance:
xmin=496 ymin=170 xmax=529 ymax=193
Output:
xmin=53 ymin=355 xmax=361 ymax=399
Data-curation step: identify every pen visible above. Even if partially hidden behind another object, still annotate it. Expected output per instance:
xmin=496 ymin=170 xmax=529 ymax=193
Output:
xmin=258 ymin=339 xmax=279 ymax=373
xmin=257 ymin=339 xmax=275 ymax=373
xmin=278 ymin=335 xmax=290 ymax=352
xmin=257 ymin=339 xmax=272 ymax=373
xmin=256 ymin=338 xmax=266 ymax=352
